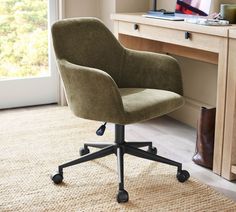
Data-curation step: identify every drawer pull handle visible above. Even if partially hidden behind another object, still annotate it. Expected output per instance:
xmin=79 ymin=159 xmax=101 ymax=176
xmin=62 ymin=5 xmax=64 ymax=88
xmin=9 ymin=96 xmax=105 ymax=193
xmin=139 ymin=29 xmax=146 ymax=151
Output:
xmin=185 ymin=32 xmax=191 ymax=39
xmin=134 ymin=24 xmax=139 ymax=30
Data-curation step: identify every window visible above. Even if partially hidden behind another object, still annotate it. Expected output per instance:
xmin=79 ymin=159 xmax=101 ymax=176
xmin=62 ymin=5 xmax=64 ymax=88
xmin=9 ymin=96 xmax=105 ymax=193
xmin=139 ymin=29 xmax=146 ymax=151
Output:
xmin=0 ymin=0 xmax=49 ymax=79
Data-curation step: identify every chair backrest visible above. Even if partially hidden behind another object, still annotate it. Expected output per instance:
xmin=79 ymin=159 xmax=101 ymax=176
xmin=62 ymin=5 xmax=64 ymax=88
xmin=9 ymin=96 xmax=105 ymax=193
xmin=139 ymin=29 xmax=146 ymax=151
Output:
xmin=51 ymin=18 xmax=125 ymax=84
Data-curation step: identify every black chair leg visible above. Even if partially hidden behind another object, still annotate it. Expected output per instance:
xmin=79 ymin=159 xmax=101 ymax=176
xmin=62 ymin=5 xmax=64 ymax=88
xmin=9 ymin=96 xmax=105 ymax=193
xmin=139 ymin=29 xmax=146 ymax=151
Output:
xmin=127 ymin=141 xmax=157 ymax=154
xmin=125 ymin=144 xmax=182 ymax=172
xmin=84 ymin=142 xmax=112 ymax=149
xmin=59 ymin=146 xmax=115 ymax=174
xmin=127 ymin=141 xmax=152 ymax=148
xmin=51 ymin=145 xmax=115 ymax=184
xmin=125 ymin=145 xmax=190 ymax=183
xmin=116 ymin=146 xmax=129 ymax=203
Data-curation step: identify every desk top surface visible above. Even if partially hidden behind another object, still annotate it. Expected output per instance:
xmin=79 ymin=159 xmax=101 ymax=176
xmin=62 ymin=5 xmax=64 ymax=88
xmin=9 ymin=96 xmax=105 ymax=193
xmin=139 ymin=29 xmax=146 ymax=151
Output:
xmin=111 ymin=13 xmax=236 ymax=37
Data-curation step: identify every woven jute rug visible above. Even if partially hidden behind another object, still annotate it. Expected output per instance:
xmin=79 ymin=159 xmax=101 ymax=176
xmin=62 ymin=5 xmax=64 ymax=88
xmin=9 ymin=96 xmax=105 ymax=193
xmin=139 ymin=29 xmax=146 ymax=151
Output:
xmin=0 ymin=105 xmax=236 ymax=212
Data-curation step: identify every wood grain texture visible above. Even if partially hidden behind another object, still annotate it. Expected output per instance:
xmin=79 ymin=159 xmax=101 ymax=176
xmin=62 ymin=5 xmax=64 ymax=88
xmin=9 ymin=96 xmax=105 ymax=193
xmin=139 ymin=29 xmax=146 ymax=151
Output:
xmin=161 ymin=43 xmax=218 ymax=64
xmin=119 ymin=34 xmax=218 ymax=64
xmin=221 ymin=35 xmax=236 ymax=180
xmin=212 ymin=38 xmax=229 ymax=176
xmin=119 ymin=34 xmax=163 ymax=52
xmin=232 ymin=166 xmax=236 ymax=175
xmin=118 ymin=21 xmax=222 ymax=53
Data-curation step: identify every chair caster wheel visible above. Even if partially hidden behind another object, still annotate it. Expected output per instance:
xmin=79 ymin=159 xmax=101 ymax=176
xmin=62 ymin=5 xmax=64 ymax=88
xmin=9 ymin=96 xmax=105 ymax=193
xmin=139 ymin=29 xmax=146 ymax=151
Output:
xmin=117 ymin=189 xmax=129 ymax=203
xmin=148 ymin=146 xmax=157 ymax=155
xmin=79 ymin=147 xmax=90 ymax=156
xmin=51 ymin=172 xmax=63 ymax=184
xmin=177 ymin=170 xmax=190 ymax=183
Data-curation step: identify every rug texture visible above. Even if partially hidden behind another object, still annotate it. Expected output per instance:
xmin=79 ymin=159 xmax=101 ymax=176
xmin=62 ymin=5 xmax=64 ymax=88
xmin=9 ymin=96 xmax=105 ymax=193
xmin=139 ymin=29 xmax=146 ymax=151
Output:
xmin=0 ymin=106 xmax=236 ymax=212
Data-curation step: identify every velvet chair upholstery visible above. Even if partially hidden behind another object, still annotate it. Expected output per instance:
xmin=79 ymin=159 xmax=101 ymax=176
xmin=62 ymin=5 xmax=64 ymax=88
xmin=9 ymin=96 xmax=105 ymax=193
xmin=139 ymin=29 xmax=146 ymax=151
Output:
xmin=52 ymin=18 xmax=184 ymax=124
xmin=51 ymin=17 xmax=189 ymax=203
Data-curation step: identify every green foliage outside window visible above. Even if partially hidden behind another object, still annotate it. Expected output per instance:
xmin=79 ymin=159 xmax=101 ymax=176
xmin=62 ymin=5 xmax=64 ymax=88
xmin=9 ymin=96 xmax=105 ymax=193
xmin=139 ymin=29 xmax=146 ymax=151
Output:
xmin=0 ymin=0 xmax=48 ymax=79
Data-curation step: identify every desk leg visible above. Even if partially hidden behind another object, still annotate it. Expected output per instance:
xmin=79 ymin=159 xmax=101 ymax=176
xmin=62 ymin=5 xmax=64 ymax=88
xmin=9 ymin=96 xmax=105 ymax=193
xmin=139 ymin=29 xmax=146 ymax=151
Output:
xmin=221 ymin=38 xmax=236 ymax=181
xmin=213 ymin=39 xmax=228 ymax=176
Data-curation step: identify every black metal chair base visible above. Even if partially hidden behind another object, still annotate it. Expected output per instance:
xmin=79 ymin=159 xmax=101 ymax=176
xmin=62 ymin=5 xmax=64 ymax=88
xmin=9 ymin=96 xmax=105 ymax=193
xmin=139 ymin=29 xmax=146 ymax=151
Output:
xmin=51 ymin=124 xmax=190 ymax=203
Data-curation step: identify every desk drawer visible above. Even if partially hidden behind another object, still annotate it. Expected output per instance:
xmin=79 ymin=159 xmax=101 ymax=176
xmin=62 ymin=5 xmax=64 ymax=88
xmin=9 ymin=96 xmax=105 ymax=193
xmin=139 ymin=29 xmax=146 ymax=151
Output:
xmin=118 ymin=21 xmax=221 ymax=53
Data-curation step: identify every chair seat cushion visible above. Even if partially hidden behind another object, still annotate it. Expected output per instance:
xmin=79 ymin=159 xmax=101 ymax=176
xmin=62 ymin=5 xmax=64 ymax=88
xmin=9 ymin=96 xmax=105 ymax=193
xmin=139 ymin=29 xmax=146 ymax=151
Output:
xmin=119 ymin=88 xmax=184 ymax=124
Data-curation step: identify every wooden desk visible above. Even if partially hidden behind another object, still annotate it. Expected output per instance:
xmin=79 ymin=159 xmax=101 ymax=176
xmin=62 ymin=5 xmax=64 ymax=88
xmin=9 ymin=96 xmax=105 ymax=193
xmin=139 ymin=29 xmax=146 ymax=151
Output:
xmin=111 ymin=13 xmax=235 ymax=180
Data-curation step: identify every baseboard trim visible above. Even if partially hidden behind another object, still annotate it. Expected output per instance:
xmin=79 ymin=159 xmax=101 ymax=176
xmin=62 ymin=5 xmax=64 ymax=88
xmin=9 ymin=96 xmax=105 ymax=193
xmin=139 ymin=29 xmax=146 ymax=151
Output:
xmin=169 ymin=97 xmax=214 ymax=128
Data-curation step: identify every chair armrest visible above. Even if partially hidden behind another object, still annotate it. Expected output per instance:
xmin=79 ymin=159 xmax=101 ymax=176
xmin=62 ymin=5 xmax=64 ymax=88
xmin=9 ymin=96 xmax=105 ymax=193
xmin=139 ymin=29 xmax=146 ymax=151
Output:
xmin=58 ymin=59 xmax=125 ymax=123
xmin=120 ymin=49 xmax=183 ymax=95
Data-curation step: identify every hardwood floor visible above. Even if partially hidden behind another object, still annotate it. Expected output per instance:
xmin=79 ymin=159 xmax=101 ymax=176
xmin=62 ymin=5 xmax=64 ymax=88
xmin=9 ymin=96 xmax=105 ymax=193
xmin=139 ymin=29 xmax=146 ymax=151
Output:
xmin=107 ymin=116 xmax=236 ymax=202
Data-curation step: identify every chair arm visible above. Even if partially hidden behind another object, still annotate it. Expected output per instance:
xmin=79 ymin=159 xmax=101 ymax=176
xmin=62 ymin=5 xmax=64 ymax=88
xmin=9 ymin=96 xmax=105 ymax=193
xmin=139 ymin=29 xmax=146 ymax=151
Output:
xmin=57 ymin=59 xmax=125 ymax=123
xmin=120 ymin=49 xmax=183 ymax=95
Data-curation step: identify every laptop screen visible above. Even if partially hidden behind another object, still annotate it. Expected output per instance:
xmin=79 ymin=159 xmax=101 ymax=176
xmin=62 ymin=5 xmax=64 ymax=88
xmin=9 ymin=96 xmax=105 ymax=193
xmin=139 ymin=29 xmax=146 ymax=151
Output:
xmin=175 ymin=0 xmax=212 ymax=16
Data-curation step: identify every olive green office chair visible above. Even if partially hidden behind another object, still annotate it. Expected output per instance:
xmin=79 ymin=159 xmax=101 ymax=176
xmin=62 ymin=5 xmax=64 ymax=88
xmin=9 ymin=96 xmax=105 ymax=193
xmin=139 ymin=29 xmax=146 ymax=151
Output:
xmin=51 ymin=17 xmax=190 ymax=203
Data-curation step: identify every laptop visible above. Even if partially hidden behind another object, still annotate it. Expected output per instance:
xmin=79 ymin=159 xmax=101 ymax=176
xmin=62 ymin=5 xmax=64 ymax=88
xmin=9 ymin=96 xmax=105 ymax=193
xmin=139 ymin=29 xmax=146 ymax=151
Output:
xmin=143 ymin=0 xmax=212 ymax=21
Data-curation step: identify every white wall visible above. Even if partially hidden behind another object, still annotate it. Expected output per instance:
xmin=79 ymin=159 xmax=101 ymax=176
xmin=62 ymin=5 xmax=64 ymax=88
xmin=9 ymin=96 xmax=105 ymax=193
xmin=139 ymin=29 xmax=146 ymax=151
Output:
xmin=169 ymin=57 xmax=217 ymax=127
xmin=99 ymin=0 xmax=116 ymax=30
xmin=154 ymin=0 xmax=176 ymax=11
xmin=179 ymin=59 xmax=217 ymax=106
xmin=99 ymin=0 xmax=149 ymax=31
xmin=64 ymin=0 xmax=100 ymax=18
xmin=116 ymin=0 xmax=149 ymax=12
xmin=63 ymin=0 xmax=149 ymax=31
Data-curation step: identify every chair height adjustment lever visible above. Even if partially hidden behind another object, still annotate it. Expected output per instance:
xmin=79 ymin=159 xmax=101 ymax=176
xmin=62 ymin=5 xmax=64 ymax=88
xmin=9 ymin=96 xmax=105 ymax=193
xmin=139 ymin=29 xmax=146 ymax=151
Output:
xmin=96 ymin=122 xmax=107 ymax=136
